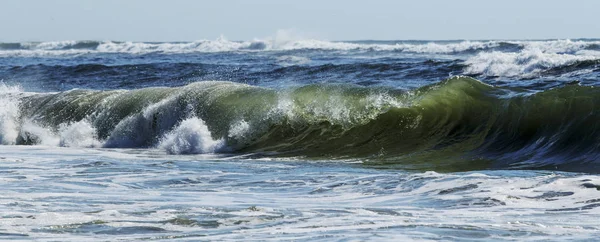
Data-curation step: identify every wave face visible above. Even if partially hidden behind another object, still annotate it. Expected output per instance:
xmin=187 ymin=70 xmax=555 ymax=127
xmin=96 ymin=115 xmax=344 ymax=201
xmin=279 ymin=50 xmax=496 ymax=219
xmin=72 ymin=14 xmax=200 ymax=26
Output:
xmin=2 ymin=77 xmax=600 ymax=172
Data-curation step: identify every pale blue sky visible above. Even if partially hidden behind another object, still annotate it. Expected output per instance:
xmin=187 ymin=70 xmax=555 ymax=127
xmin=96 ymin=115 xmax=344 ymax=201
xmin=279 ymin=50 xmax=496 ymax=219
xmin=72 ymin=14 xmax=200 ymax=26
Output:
xmin=1 ymin=0 xmax=598 ymax=42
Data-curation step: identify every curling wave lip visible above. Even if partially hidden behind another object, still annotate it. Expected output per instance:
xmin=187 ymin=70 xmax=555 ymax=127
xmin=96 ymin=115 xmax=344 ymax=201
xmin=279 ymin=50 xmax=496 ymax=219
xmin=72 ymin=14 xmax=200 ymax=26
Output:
xmin=3 ymin=76 xmax=600 ymax=172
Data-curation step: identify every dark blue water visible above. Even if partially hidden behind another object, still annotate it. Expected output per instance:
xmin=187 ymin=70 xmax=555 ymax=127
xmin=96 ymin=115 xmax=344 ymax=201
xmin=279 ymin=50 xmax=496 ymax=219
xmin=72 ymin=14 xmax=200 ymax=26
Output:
xmin=1 ymin=38 xmax=600 ymax=240
xmin=2 ymin=39 xmax=597 ymax=92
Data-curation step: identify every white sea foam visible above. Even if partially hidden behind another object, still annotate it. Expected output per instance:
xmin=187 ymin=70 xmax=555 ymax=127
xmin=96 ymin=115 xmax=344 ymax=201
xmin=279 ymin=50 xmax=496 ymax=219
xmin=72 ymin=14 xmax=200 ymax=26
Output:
xmin=19 ymin=120 xmax=59 ymax=146
xmin=33 ymin=40 xmax=80 ymax=50
xmin=96 ymin=37 xmax=249 ymax=54
xmin=1 ymin=145 xmax=599 ymax=241
xmin=158 ymin=117 xmax=225 ymax=154
xmin=520 ymin=39 xmax=595 ymax=54
xmin=0 ymin=84 xmax=104 ymax=147
xmin=462 ymin=39 xmax=600 ymax=77
xmin=58 ymin=120 xmax=101 ymax=148
xmin=5 ymin=34 xmax=600 ymax=57
xmin=464 ymin=49 xmax=599 ymax=77
xmin=394 ymin=41 xmax=501 ymax=53
xmin=228 ymin=120 xmax=251 ymax=140
xmin=0 ymin=83 xmax=22 ymax=145
xmin=14 ymin=120 xmax=103 ymax=148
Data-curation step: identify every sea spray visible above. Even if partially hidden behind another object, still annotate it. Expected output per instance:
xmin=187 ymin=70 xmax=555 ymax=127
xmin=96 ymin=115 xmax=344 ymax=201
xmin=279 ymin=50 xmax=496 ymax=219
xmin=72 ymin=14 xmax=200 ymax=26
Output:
xmin=18 ymin=120 xmax=59 ymax=146
xmin=159 ymin=117 xmax=225 ymax=154
xmin=0 ymin=83 xmax=22 ymax=145
xmin=58 ymin=120 xmax=101 ymax=148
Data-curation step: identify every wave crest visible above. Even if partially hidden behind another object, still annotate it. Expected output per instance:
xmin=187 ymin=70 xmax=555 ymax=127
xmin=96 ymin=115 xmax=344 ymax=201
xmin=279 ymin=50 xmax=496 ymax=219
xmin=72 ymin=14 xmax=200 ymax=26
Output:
xmin=3 ymin=38 xmax=599 ymax=57
xmin=465 ymin=49 xmax=600 ymax=77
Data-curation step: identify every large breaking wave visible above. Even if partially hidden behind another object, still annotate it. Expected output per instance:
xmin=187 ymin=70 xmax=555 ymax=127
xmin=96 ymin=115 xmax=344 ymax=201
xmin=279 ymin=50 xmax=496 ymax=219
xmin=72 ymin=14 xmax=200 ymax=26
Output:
xmin=2 ymin=77 xmax=600 ymax=172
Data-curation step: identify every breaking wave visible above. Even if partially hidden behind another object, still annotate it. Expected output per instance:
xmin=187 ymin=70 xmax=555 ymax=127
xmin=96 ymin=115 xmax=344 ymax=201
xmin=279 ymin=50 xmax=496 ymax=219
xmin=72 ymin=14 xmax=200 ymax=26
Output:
xmin=2 ymin=77 xmax=600 ymax=172
xmin=464 ymin=49 xmax=600 ymax=77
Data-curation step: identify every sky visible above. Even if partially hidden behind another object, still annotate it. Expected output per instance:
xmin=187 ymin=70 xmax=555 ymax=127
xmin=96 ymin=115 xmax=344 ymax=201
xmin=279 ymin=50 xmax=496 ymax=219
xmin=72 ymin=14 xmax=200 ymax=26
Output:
xmin=1 ymin=0 xmax=599 ymax=42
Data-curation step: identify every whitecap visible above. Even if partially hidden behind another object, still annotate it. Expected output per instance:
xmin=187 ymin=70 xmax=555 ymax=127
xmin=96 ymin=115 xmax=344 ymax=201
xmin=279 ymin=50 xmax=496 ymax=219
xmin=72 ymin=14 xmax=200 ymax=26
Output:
xmin=158 ymin=117 xmax=225 ymax=154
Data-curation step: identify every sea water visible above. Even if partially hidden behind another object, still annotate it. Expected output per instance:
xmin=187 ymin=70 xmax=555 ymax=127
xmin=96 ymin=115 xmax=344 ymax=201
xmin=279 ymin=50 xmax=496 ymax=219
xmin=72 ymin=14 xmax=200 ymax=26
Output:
xmin=1 ymin=37 xmax=600 ymax=240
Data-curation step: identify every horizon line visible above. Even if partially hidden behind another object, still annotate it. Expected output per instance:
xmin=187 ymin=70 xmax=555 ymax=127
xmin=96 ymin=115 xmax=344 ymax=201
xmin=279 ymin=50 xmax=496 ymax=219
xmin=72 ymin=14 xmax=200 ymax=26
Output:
xmin=2 ymin=38 xmax=600 ymax=43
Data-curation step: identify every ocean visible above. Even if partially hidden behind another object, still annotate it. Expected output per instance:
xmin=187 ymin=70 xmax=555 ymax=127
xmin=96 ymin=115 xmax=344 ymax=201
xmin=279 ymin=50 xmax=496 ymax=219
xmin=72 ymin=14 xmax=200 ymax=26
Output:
xmin=1 ymin=38 xmax=600 ymax=241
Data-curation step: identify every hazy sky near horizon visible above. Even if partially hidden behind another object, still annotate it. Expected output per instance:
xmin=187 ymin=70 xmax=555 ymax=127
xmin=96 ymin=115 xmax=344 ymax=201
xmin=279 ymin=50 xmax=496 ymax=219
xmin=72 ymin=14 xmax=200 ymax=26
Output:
xmin=1 ymin=0 xmax=599 ymax=42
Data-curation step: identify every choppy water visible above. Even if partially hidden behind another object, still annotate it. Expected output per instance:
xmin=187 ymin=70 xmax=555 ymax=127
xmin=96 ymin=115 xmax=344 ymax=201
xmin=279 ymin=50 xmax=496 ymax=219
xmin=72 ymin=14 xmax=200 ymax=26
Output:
xmin=1 ymin=37 xmax=600 ymax=240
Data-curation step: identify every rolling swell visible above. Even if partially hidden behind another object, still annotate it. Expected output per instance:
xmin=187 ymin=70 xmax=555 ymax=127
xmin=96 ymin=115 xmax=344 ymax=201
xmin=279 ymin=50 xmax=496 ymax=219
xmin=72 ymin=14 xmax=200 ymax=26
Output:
xmin=1 ymin=63 xmax=228 ymax=91
xmin=0 ymin=61 xmax=463 ymax=91
xmin=541 ymin=59 xmax=600 ymax=76
xmin=2 ymin=77 xmax=600 ymax=172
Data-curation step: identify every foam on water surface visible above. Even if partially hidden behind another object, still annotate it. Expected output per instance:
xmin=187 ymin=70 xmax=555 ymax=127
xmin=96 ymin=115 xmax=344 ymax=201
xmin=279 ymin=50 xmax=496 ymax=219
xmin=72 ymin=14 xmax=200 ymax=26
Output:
xmin=2 ymin=36 xmax=600 ymax=241
xmin=1 ymin=146 xmax=600 ymax=241
xmin=158 ymin=117 xmax=226 ymax=154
